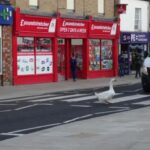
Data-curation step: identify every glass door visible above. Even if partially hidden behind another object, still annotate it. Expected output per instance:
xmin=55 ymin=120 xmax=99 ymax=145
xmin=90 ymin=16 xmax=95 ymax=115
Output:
xmin=58 ymin=39 xmax=65 ymax=81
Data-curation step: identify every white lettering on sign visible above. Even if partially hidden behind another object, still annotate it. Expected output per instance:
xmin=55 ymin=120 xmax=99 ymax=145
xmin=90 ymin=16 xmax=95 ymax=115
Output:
xmin=20 ymin=19 xmax=49 ymax=27
xmin=60 ymin=27 xmax=86 ymax=33
xmin=91 ymin=24 xmax=111 ymax=30
xmin=62 ymin=21 xmax=85 ymax=27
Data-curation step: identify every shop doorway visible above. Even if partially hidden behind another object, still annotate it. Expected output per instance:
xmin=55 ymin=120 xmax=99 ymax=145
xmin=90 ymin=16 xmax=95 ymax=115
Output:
xmin=58 ymin=39 xmax=65 ymax=81
xmin=71 ymin=39 xmax=83 ymax=78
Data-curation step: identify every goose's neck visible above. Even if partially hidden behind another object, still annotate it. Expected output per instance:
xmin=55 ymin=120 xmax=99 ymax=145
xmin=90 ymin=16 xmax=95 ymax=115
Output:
xmin=109 ymin=81 xmax=114 ymax=91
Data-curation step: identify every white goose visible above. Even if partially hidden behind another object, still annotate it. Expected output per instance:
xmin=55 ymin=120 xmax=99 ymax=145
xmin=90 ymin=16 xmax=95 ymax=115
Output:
xmin=95 ymin=78 xmax=116 ymax=104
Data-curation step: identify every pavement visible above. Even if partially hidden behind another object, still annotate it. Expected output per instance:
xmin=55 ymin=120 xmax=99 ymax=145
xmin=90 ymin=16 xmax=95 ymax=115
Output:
xmin=0 ymin=74 xmax=141 ymax=99
xmin=1 ymin=75 xmax=150 ymax=150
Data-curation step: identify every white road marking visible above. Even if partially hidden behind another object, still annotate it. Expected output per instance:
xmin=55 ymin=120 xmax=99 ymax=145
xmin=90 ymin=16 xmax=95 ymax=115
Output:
xmin=0 ymin=94 xmax=56 ymax=102
xmin=63 ymin=95 xmax=96 ymax=102
xmin=71 ymin=104 xmax=91 ymax=108
xmin=9 ymin=123 xmax=61 ymax=134
xmin=63 ymin=114 xmax=93 ymax=124
xmin=110 ymin=94 xmax=150 ymax=103
xmin=0 ymin=103 xmax=16 ymax=105
xmin=62 ymin=93 xmax=122 ymax=102
xmin=15 ymin=104 xmax=37 ymax=111
xmin=37 ymin=103 xmax=53 ymax=106
xmin=31 ymin=94 xmax=87 ymax=102
xmin=0 ymin=133 xmax=24 ymax=137
xmin=123 ymin=88 xmax=142 ymax=93
xmin=109 ymin=106 xmax=129 ymax=109
xmin=133 ymin=100 xmax=150 ymax=105
xmin=94 ymin=108 xmax=129 ymax=115
xmin=0 ymin=109 xmax=12 ymax=113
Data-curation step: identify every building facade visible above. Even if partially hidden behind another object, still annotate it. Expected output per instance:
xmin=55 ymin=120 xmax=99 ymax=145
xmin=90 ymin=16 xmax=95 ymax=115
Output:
xmin=118 ymin=0 xmax=149 ymax=74
xmin=0 ymin=0 xmax=120 ymax=85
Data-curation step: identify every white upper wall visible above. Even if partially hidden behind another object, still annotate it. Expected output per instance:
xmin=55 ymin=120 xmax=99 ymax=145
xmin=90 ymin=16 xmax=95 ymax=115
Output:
xmin=119 ymin=0 xmax=149 ymax=32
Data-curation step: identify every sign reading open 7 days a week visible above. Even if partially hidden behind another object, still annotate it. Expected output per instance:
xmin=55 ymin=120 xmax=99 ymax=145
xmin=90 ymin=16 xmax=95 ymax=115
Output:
xmin=0 ymin=5 xmax=13 ymax=25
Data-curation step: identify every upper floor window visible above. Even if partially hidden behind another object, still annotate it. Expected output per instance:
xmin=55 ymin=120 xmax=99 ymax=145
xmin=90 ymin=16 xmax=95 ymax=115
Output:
xmin=134 ymin=8 xmax=141 ymax=31
xmin=29 ymin=0 xmax=38 ymax=9
xmin=98 ymin=0 xmax=104 ymax=14
xmin=67 ymin=0 xmax=74 ymax=12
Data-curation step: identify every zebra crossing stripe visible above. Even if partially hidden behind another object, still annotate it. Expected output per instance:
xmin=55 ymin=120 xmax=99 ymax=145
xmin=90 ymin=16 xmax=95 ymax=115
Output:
xmin=31 ymin=94 xmax=87 ymax=102
xmin=110 ymin=94 xmax=150 ymax=103
xmin=133 ymin=100 xmax=150 ymax=105
xmin=62 ymin=93 xmax=122 ymax=102
xmin=0 ymin=94 xmax=56 ymax=102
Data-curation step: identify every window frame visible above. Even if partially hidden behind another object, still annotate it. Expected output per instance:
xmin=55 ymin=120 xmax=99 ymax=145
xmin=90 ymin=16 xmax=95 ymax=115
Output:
xmin=89 ymin=39 xmax=113 ymax=71
xmin=29 ymin=0 xmax=38 ymax=9
xmin=98 ymin=0 xmax=104 ymax=15
xmin=134 ymin=8 xmax=142 ymax=31
xmin=66 ymin=0 xmax=75 ymax=12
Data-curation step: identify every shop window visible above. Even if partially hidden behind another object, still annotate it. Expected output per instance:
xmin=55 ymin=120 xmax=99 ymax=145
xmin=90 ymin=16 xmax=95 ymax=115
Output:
xmin=17 ymin=37 xmax=53 ymax=76
xmin=36 ymin=38 xmax=51 ymax=52
xmin=17 ymin=37 xmax=34 ymax=75
xmin=67 ymin=0 xmax=74 ymax=12
xmin=17 ymin=37 xmax=34 ymax=52
xmin=0 ymin=26 xmax=2 ymax=75
xmin=101 ymin=40 xmax=113 ymax=70
xmin=98 ymin=0 xmax=104 ymax=15
xmin=35 ymin=38 xmax=53 ymax=74
xmin=89 ymin=39 xmax=101 ymax=71
xmin=89 ymin=39 xmax=113 ymax=71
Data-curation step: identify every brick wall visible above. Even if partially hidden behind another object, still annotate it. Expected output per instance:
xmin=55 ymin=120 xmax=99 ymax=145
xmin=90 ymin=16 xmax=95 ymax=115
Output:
xmin=15 ymin=0 xmax=115 ymax=19
xmin=1 ymin=26 xmax=12 ymax=85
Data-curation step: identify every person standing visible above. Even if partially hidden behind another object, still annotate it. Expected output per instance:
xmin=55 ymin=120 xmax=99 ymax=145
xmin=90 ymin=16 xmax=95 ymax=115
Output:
xmin=118 ymin=54 xmax=124 ymax=77
xmin=70 ymin=53 xmax=77 ymax=81
xmin=135 ymin=53 xmax=142 ymax=78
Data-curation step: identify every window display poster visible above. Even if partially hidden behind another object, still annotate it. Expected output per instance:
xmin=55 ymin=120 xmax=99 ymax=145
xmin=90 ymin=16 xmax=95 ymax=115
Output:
xmin=17 ymin=55 xmax=34 ymax=75
xmin=101 ymin=60 xmax=113 ymax=70
xmin=101 ymin=46 xmax=113 ymax=70
xmin=36 ymin=55 xmax=53 ymax=74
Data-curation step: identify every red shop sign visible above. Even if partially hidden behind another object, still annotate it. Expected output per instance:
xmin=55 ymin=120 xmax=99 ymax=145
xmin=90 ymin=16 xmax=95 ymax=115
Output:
xmin=89 ymin=21 xmax=118 ymax=37
xmin=18 ymin=14 xmax=56 ymax=34
xmin=57 ymin=18 xmax=88 ymax=38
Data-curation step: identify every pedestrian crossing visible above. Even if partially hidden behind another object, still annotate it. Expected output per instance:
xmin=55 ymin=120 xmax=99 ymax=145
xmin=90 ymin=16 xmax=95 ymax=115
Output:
xmin=0 ymin=91 xmax=150 ymax=106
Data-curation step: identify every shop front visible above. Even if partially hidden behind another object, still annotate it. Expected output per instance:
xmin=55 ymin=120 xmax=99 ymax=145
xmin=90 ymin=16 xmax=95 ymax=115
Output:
xmin=13 ymin=8 xmax=119 ymax=85
xmin=120 ymin=32 xmax=149 ymax=74
xmin=13 ymin=8 xmax=57 ymax=85
xmin=56 ymin=17 xmax=88 ymax=80
xmin=87 ymin=20 xmax=119 ymax=78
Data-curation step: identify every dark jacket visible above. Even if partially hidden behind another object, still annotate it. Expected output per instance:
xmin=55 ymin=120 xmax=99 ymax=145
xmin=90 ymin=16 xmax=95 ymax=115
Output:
xmin=70 ymin=57 xmax=77 ymax=71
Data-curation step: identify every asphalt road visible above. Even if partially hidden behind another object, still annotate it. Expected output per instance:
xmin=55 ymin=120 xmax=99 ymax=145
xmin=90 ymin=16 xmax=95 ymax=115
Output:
xmin=0 ymin=82 xmax=149 ymax=141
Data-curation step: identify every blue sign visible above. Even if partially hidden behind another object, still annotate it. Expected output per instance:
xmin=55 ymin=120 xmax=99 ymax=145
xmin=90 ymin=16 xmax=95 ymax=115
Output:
xmin=0 ymin=5 xmax=13 ymax=25
xmin=121 ymin=32 xmax=149 ymax=43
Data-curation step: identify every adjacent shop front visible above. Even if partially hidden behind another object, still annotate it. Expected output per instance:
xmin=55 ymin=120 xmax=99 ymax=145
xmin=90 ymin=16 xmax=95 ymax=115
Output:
xmin=88 ymin=20 xmax=119 ymax=78
xmin=120 ymin=32 xmax=149 ymax=74
xmin=13 ymin=8 xmax=57 ymax=85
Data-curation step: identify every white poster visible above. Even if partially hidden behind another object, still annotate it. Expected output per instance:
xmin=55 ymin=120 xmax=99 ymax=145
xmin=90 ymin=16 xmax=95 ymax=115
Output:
xmin=111 ymin=23 xmax=117 ymax=35
xmin=48 ymin=18 xmax=56 ymax=33
xmin=17 ymin=55 xmax=35 ymax=75
xmin=36 ymin=55 xmax=53 ymax=74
